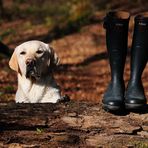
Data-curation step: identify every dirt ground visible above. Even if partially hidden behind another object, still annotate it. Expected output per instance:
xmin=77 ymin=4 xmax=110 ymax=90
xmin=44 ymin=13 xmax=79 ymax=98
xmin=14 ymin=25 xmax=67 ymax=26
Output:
xmin=0 ymin=18 xmax=148 ymax=147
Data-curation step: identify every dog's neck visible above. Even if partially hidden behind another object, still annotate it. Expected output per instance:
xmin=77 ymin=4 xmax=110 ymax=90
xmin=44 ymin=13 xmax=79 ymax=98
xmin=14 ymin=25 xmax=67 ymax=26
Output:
xmin=16 ymin=73 xmax=60 ymax=103
xmin=18 ymin=73 xmax=54 ymax=87
xmin=30 ymin=74 xmax=53 ymax=84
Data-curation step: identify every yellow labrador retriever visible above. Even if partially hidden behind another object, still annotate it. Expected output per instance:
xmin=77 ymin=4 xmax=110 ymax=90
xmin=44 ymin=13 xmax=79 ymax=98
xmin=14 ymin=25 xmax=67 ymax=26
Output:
xmin=9 ymin=40 xmax=61 ymax=103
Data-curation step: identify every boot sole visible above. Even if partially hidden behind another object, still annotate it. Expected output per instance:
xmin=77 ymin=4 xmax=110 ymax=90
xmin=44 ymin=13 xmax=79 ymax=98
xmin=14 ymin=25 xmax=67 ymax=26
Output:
xmin=102 ymin=103 xmax=122 ymax=111
xmin=125 ymin=103 xmax=145 ymax=110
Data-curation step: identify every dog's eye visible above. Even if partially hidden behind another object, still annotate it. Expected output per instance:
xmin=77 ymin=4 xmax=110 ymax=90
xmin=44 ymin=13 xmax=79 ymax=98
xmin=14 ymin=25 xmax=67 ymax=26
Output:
xmin=20 ymin=51 xmax=26 ymax=55
xmin=36 ymin=50 xmax=44 ymax=54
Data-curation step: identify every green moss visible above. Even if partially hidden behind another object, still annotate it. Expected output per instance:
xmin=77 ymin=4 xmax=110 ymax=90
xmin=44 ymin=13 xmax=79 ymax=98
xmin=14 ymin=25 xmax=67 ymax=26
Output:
xmin=23 ymin=21 xmax=33 ymax=30
xmin=36 ymin=128 xmax=44 ymax=134
xmin=0 ymin=91 xmax=4 ymax=96
xmin=130 ymin=141 xmax=148 ymax=148
xmin=0 ymin=29 xmax=16 ymax=42
xmin=4 ymin=86 xmax=15 ymax=93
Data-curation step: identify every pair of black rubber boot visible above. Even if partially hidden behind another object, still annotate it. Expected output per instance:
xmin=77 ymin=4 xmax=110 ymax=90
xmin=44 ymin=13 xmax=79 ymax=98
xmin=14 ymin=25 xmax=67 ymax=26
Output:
xmin=102 ymin=11 xmax=148 ymax=111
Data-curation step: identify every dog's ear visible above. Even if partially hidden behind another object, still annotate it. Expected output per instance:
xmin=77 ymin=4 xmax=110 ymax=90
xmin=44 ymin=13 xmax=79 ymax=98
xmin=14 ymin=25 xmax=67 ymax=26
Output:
xmin=50 ymin=47 xmax=60 ymax=66
xmin=47 ymin=45 xmax=60 ymax=69
xmin=9 ymin=49 xmax=20 ymax=73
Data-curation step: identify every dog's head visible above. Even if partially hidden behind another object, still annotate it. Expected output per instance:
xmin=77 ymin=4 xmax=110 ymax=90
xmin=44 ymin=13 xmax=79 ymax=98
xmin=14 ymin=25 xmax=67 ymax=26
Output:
xmin=9 ymin=40 xmax=59 ymax=80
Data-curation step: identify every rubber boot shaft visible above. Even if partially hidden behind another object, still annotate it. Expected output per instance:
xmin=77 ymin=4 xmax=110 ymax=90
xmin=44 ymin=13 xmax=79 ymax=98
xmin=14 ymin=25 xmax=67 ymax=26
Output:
xmin=125 ymin=12 xmax=148 ymax=109
xmin=103 ymin=11 xmax=130 ymax=111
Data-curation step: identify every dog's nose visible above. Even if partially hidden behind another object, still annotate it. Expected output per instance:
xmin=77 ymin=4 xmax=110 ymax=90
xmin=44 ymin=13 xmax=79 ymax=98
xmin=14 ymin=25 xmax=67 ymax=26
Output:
xmin=26 ymin=59 xmax=35 ymax=66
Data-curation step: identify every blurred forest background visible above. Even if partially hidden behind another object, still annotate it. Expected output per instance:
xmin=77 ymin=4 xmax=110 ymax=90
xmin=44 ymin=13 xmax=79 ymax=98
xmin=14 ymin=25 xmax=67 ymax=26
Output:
xmin=0 ymin=0 xmax=148 ymax=103
xmin=0 ymin=0 xmax=148 ymax=47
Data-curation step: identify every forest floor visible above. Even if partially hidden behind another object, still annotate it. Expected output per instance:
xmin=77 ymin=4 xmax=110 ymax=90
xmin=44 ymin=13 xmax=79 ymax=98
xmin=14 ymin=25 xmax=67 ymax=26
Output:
xmin=0 ymin=13 xmax=148 ymax=147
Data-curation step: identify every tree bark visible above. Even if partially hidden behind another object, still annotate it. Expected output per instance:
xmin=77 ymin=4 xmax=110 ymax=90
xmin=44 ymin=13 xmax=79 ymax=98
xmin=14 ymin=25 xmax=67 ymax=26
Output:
xmin=0 ymin=101 xmax=148 ymax=147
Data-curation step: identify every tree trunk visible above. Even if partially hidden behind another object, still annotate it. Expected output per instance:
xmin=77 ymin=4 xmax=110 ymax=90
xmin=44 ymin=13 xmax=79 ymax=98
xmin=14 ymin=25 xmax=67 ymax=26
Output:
xmin=0 ymin=101 xmax=148 ymax=147
xmin=0 ymin=41 xmax=12 ymax=56
xmin=0 ymin=0 xmax=4 ymax=18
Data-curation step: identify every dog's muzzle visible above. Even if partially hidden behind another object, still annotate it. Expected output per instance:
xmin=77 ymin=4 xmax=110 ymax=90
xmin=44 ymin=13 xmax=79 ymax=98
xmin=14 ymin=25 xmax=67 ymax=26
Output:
xmin=26 ymin=59 xmax=40 ymax=79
